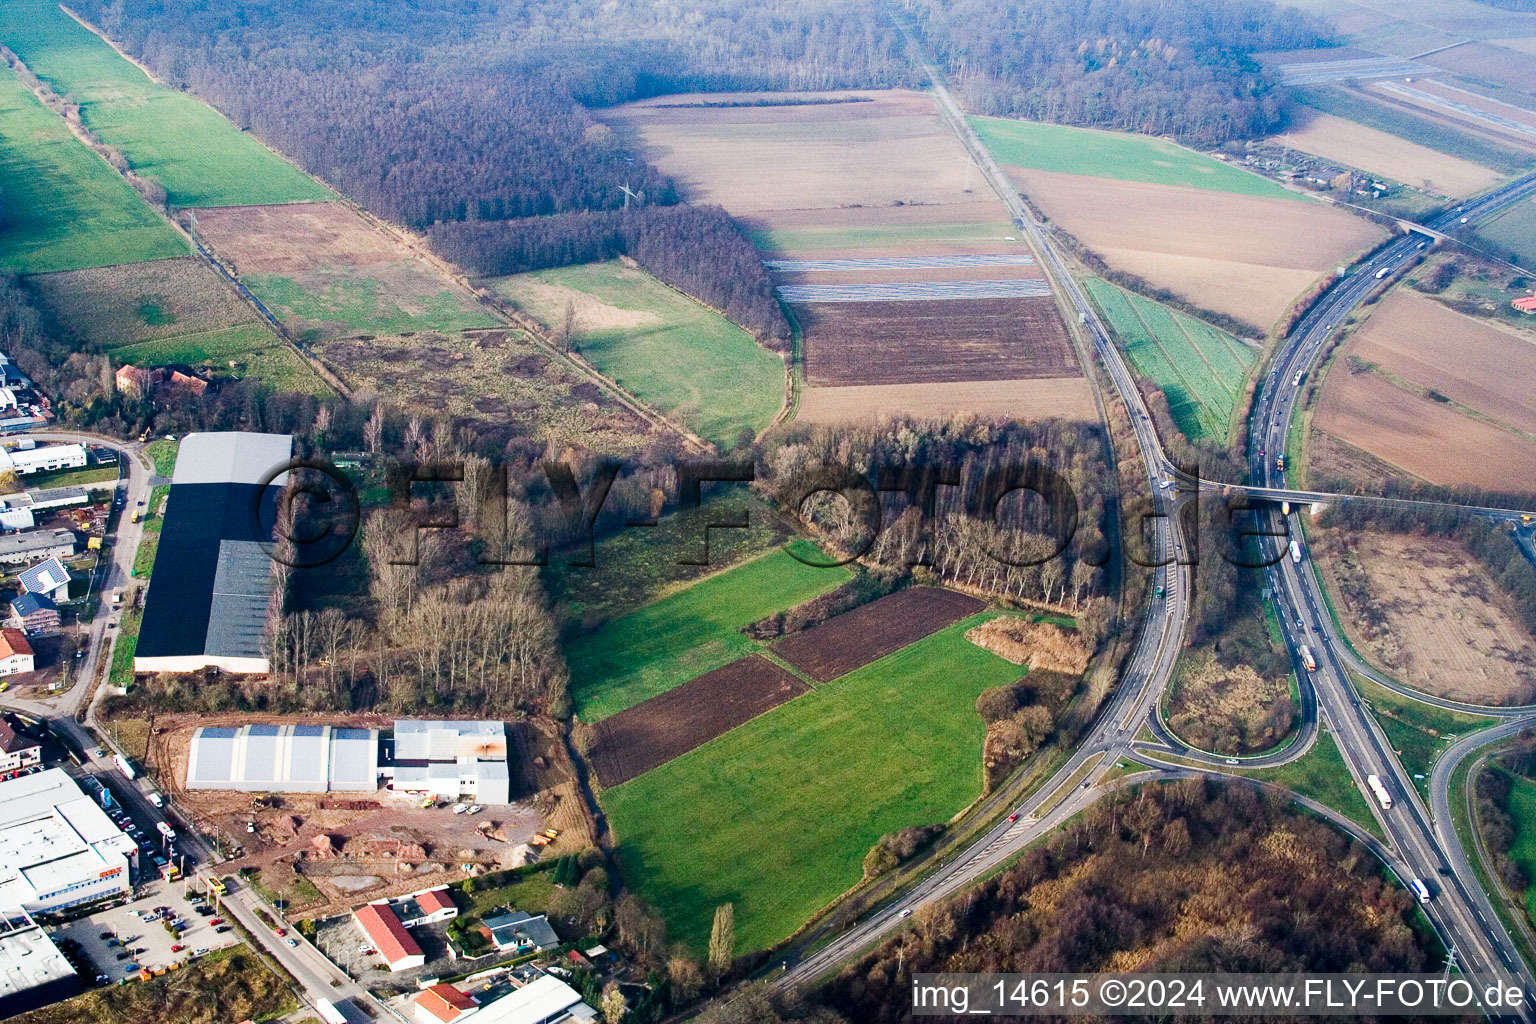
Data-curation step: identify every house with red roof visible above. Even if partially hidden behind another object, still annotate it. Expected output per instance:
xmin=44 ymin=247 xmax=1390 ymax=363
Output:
xmin=413 ymin=982 xmax=479 ymax=1024
xmin=353 ymin=903 xmax=424 ymax=972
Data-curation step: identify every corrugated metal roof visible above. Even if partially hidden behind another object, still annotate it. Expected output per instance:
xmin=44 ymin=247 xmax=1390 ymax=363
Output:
xmin=172 ymin=432 xmax=293 ymax=487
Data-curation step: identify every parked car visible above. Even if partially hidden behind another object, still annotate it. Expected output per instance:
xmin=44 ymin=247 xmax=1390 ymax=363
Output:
xmin=98 ymin=932 xmax=113 ymax=941
xmin=115 ymin=952 xmax=130 ymax=961
xmin=215 ymin=926 xmax=231 ymax=934
xmin=209 ymin=918 xmax=223 ymax=926
xmin=192 ymin=948 xmax=208 ymax=956
xmin=273 ymin=927 xmax=284 ymax=937
xmin=287 ymin=938 xmax=298 ymax=947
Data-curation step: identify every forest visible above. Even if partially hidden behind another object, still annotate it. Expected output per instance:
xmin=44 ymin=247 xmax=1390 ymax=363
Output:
xmin=811 ymin=779 xmax=1439 ymax=1024
xmin=905 ymin=0 xmax=1332 ymax=144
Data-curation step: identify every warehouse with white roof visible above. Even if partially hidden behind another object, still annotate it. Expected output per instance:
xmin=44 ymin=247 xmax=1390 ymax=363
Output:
xmin=0 ymin=769 xmax=136 ymax=914
xmin=186 ymin=725 xmax=380 ymax=792
xmin=387 ymin=720 xmax=511 ymax=804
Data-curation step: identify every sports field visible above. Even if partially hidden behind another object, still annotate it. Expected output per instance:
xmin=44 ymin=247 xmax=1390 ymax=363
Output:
xmin=1085 ymin=278 xmax=1256 ymax=441
xmin=490 ymin=260 xmax=784 ymax=449
xmin=971 ymin=116 xmax=1299 ymax=198
xmin=566 ymin=541 xmax=850 ymax=722
xmin=0 ymin=0 xmax=332 ymax=208
xmin=110 ymin=324 xmax=328 ymax=395
xmin=604 ymin=612 xmax=1026 ymax=953
xmin=0 ymin=65 xmax=185 ymax=273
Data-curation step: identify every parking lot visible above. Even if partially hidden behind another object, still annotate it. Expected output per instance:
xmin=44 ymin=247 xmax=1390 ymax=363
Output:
xmin=51 ymin=879 xmax=241 ymax=983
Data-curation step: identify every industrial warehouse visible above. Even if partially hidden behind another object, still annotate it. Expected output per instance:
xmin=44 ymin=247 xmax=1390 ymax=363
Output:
xmin=185 ymin=720 xmax=511 ymax=804
xmin=0 ymin=769 xmax=136 ymax=914
xmin=133 ymin=431 xmax=293 ymax=675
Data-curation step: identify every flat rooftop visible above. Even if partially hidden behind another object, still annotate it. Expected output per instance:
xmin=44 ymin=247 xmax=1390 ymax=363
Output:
xmin=0 ymin=913 xmax=73 ymax=1001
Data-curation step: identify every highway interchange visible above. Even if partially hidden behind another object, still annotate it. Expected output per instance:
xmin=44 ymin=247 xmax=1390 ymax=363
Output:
xmin=778 ymin=17 xmax=1536 ymax=1020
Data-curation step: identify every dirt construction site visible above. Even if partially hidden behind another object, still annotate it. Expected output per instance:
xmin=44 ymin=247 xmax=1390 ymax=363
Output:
xmin=136 ymin=711 xmax=594 ymax=919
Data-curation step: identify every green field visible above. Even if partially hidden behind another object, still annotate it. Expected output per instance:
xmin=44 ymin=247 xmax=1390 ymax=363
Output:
xmin=566 ymin=540 xmax=849 ymax=721
xmin=1296 ymin=87 xmax=1534 ymax=177
xmin=1085 ymin=277 xmax=1256 ymax=440
xmin=491 ymin=261 xmax=784 ymax=449
xmin=605 ymin=612 xmax=1024 ymax=953
xmin=111 ymin=324 xmax=329 ymax=394
xmin=750 ymin=221 xmax=1020 ymax=251
xmin=1475 ymin=197 xmax=1536 ymax=267
xmin=245 ymin=264 xmax=497 ymax=341
xmin=0 ymin=0 xmax=331 ymax=208
xmin=0 ymin=65 xmax=185 ymax=273
xmin=972 ymin=116 xmax=1300 ymax=198
xmin=28 ymin=258 xmax=256 ymax=348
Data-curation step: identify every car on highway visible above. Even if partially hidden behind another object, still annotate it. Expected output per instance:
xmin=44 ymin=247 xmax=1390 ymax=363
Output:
xmin=898 ymin=908 xmax=913 ymax=919
xmin=287 ymin=938 xmax=298 ymax=947
xmin=1008 ymin=812 xmax=1019 ymax=822
xmin=273 ymin=927 xmax=284 ymax=936
xmin=1225 ymin=758 xmax=1239 ymax=765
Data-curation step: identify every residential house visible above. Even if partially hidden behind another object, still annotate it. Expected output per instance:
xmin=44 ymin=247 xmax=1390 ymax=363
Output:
xmin=8 ymin=593 xmax=59 ymax=635
xmin=0 ymin=719 xmax=40 ymax=772
xmin=17 ymin=558 xmax=70 ymax=602
xmin=353 ymin=903 xmax=424 ymax=972
xmin=482 ymin=911 xmax=560 ymax=954
xmin=414 ymin=983 xmax=479 ymax=1024
xmin=0 ymin=629 xmax=33 ymax=676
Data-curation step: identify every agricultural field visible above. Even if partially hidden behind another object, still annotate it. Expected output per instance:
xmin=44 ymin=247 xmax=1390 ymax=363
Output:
xmin=318 ymin=329 xmax=654 ymax=455
xmin=0 ymin=0 xmax=332 ymax=208
xmin=0 ymin=65 xmax=185 ymax=273
xmin=111 ymin=324 xmax=327 ymax=395
xmin=773 ymin=586 xmax=983 ymax=681
xmin=1423 ymin=42 xmax=1536 ymax=97
xmin=245 ymin=263 xmax=497 ymax=341
xmin=607 ymin=91 xmax=998 ymax=214
xmin=489 ymin=260 xmax=783 ymax=449
xmin=604 ymin=611 xmax=1030 ymax=953
xmin=1365 ymin=81 xmax=1536 ymax=156
xmin=749 ymin=215 xmax=1019 ymax=254
xmin=1311 ymin=289 xmax=1536 ymax=489
xmin=1297 ymin=86 xmax=1536 ymax=172
xmin=565 ymin=542 xmax=850 ymax=722
xmin=1085 ymin=278 xmax=1257 ymax=441
xmin=1006 ymin=167 xmax=1384 ymax=331
xmin=586 ymin=655 xmax=808 ymax=787
xmin=972 ymin=117 xmax=1298 ymax=198
xmin=1314 ymin=529 xmax=1536 ymax=705
xmin=795 ymin=297 xmax=1077 ymax=386
xmin=796 ymin=378 xmax=1098 ymax=425
xmin=189 ymin=201 xmax=496 ymax=340
xmin=1275 ymin=109 xmax=1504 ymax=197
xmin=28 ymin=258 xmax=254 ymax=348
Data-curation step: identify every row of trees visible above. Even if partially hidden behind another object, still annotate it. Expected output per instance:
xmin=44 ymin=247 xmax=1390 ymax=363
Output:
xmin=435 ymin=205 xmax=790 ymax=347
xmin=905 ymin=0 xmax=1333 ymax=144
xmin=1475 ymin=755 xmax=1533 ymax=896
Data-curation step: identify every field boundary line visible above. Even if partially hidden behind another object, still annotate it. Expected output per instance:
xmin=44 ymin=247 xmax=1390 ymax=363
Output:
xmin=104 ymin=320 xmax=265 ymax=353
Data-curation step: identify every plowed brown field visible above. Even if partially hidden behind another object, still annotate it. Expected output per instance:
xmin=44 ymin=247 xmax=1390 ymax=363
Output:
xmin=588 ymin=656 xmax=808 ymax=787
xmin=797 ymin=296 xmax=1078 ymax=386
xmin=773 ymin=587 xmax=985 ymax=682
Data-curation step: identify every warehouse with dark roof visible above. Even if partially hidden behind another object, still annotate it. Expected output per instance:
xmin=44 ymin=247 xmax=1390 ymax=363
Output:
xmin=134 ymin=432 xmax=293 ymax=675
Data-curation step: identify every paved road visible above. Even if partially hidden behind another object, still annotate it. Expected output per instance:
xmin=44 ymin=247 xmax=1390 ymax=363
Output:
xmin=1250 ymin=177 xmax=1536 ymax=1015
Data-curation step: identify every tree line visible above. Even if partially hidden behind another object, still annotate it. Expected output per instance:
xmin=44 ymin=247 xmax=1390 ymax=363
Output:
xmin=434 ymin=204 xmax=790 ymax=347
xmin=903 ymin=0 xmax=1332 ymax=144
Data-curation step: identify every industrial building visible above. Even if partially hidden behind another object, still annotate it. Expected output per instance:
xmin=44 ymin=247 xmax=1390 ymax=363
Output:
xmin=135 ymin=431 xmax=292 ymax=674
xmin=0 ymin=910 xmax=78 ymax=1019
xmin=0 ymin=443 xmax=86 ymax=477
xmin=411 ymin=973 xmax=594 ymax=1024
xmin=0 ymin=530 xmax=75 ymax=566
xmin=185 ymin=725 xmax=380 ymax=792
xmin=0 ymin=486 xmax=90 ymax=514
xmin=0 ymin=768 xmax=136 ymax=913
xmin=387 ymin=720 xmax=511 ymax=804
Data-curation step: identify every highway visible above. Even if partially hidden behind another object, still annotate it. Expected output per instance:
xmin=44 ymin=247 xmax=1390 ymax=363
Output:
xmin=1249 ymin=173 xmax=1536 ymax=1013
xmin=776 ymin=16 xmax=1536 ymax=1014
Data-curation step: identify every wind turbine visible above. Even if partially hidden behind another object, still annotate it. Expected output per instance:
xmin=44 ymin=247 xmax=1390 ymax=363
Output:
xmin=619 ymin=184 xmax=644 ymax=209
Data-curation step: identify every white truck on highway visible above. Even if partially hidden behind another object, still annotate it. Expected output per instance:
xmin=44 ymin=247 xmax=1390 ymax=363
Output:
xmin=1367 ymin=774 xmax=1394 ymax=810
xmin=315 ymin=1000 xmax=349 ymax=1024
xmin=1289 ymin=540 xmax=1302 ymax=564
xmin=1299 ymin=644 xmax=1318 ymax=672
xmin=1409 ymin=878 xmax=1431 ymax=903
xmin=1374 ymin=266 xmax=1392 ymax=280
